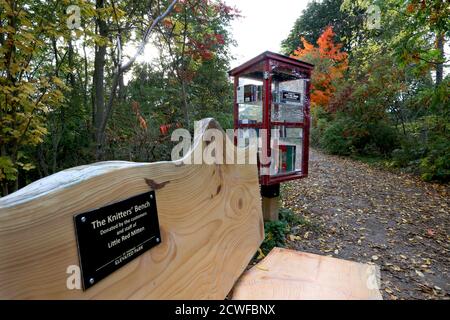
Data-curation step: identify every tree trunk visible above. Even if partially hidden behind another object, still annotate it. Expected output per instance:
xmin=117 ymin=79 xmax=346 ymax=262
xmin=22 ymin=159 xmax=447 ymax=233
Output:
xmin=119 ymin=73 xmax=126 ymax=101
xmin=1 ymin=145 xmax=9 ymax=197
xmin=435 ymin=32 xmax=444 ymax=88
xmin=83 ymin=39 xmax=89 ymax=116
xmin=93 ymin=0 xmax=108 ymax=160
xmin=37 ymin=144 xmax=49 ymax=177
xmin=180 ymin=78 xmax=190 ymax=127
xmin=95 ymin=0 xmax=178 ymax=158
xmin=10 ymin=151 xmax=18 ymax=193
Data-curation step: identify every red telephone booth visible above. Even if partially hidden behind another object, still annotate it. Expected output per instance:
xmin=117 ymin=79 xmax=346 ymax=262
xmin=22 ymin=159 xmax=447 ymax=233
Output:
xmin=229 ymin=51 xmax=313 ymax=189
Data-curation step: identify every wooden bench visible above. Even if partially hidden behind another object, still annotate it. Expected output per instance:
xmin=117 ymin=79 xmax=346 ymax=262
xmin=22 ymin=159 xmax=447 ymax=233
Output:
xmin=232 ymin=247 xmax=382 ymax=300
xmin=0 ymin=117 xmax=381 ymax=300
xmin=0 ymin=118 xmax=263 ymax=299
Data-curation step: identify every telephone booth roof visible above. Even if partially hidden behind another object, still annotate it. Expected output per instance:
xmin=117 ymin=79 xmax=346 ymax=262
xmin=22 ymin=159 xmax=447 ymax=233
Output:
xmin=228 ymin=51 xmax=314 ymax=77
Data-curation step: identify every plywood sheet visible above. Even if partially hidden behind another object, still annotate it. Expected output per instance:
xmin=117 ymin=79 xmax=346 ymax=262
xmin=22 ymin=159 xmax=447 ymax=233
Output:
xmin=0 ymin=118 xmax=263 ymax=299
xmin=232 ymin=247 xmax=382 ymax=300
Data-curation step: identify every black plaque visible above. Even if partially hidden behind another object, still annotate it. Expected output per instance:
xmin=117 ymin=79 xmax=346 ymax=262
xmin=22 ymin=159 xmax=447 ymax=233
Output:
xmin=281 ymin=90 xmax=301 ymax=103
xmin=74 ymin=191 xmax=161 ymax=290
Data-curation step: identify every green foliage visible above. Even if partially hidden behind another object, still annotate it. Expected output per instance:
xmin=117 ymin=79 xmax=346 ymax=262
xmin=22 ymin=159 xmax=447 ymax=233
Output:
xmin=0 ymin=157 xmax=17 ymax=181
xmin=1 ymin=0 xmax=448 ymax=197
xmin=310 ymin=106 xmax=331 ymax=147
xmin=391 ymin=115 xmax=450 ymax=182
xmin=318 ymin=116 xmax=353 ymax=155
xmin=154 ymin=0 xmax=237 ymax=128
xmin=260 ymin=220 xmax=288 ymax=255
xmin=116 ymin=51 xmax=234 ymax=162
xmin=260 ymin=207 xmax=321 ymax=255
xmin=281 ymin=0 xmax=360 ymax=54
xmin=419 ymin=136 xmax=450 ymax=182
xmin=108 ymin=0 xmax=237 ymax=162
xmin=0 ymin=0 xmax=70 ymax=193
xmin=260 ymin=208 xmax=295 ymax=255
xmin=279 ymin=207 xmax=302 ymax=226
xmin=368 ymin=122 xmax=400 ymax=155
xmin=0 ymin=0 xmax=237 ymax=196
xmin=316 ymin=112 xmax=399 ymax=156
xmin=293 ymin=0 xmax=448 ymax=183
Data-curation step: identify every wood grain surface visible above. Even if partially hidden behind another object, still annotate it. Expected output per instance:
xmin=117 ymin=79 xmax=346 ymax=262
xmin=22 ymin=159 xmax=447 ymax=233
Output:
xmin=0 ymin=118 xmax=264 ymax=299
xmin=232 ymin=247 xmax=382 ymax=300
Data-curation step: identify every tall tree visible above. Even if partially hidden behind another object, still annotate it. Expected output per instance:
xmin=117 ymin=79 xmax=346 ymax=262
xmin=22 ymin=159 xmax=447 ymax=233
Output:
xmin=0 ymin=0 xmax=69 ymax=195
xmin=90 ymin=0 xmax=179 ymax=159
xmin=281 ymin=0 xmax=363 ymax=54
xmin=403 ymin=0 xmax=449 ymax=87
xmin=154 ymin=0 xmax=237 ymax=127
xmin=1 ymin=0 xmax=239 ymax=195
xmin=291 ymin=26 xmax=348 ymax=110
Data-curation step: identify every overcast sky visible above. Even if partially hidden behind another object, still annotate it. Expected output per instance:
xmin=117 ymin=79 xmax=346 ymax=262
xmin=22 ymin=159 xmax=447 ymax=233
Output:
xmin=224 ymin=0 xmax=311 ymax=69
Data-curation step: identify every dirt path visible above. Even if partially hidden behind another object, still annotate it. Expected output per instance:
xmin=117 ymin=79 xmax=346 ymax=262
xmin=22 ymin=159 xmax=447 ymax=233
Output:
xmin=282 ymin=148 xmax=450 ymax=300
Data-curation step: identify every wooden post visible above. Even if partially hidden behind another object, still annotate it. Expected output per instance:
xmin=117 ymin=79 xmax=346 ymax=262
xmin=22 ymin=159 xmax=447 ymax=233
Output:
xmin=262 ymin=196 xmax=279 ymax=221
xmin=261 ymin=184 xmax=280 ymax=221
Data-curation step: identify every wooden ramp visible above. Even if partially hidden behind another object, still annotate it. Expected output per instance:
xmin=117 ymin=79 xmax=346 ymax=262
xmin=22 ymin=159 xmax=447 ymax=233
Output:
xmin=0 ymin=118 xmax=263 ymax=299
xmin=232 ymin=247 xmax=382 ymax=300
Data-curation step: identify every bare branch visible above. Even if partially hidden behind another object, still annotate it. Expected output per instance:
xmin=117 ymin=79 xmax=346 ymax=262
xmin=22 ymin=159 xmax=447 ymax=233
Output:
xmin=99 ymin=0 xmax=179 ymax=147
xmin=120 ymin=0 xmax=178 ymax=73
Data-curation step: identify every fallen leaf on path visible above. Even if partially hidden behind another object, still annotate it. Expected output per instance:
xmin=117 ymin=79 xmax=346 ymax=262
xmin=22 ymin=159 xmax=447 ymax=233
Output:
xmin=255 ymin=265 xmax=269 ymax=271
xmin=415 ymin=270 xmax=425 ymax=278
xmin=256 ymin=249 xmax=265 ymax=260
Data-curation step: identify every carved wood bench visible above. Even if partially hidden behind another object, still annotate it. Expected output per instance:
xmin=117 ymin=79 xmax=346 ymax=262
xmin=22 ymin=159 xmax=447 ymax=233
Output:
xmin=0 ymin=118 xmax=381 ymax=300
xmin=0 ymin=118 xmax=263 ymax=299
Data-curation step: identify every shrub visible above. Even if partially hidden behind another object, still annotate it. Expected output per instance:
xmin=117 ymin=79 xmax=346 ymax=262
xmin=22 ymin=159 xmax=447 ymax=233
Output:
xmin=392 ymin=117 xmax=449 ymax=182
xmin=260 ymin=208 xmax=322 ymax=255
xmin=260 ymin=220 xmax=288 ymax=255
xmin=366 ymin=121 xmax=399 ymax=155
xmin=317 ymin=111 xmax=399 ymax=157
xmin=319 ymin=116 xmax=353 ymax=155
xmin=419 ymin=135 xmax=450 ymax=182
xmin=279 ymin=207 xmax=302 ymax=225
xmin=391 ymin=137 xmax=426 ymax=169
xmin=311 ymin=106 xmax=331 ymax=147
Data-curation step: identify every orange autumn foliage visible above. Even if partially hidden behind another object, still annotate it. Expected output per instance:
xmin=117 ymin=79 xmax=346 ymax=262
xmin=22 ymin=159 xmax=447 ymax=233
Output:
xmin=131 ymin=101 xmax=148 ymax=131
xmin=291 ymin=26 xmax=348 ymax=110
